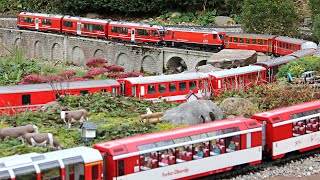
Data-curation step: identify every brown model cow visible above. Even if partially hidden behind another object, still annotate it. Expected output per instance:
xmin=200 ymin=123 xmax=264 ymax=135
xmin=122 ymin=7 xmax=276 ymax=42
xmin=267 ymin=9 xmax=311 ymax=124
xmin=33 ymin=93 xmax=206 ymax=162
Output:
xmin=60 ymin=109 xmax=88 ymax=128
xmin=23 ymin=133 xmax=62 ymax=150
xmin=0 ymin=124 xmax=38 ymax=142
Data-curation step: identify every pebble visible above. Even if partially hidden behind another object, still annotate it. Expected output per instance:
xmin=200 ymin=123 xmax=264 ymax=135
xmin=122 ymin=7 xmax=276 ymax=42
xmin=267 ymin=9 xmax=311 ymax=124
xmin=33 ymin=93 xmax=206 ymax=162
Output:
xmin=227 ymin=154 xmax=320 ymax=180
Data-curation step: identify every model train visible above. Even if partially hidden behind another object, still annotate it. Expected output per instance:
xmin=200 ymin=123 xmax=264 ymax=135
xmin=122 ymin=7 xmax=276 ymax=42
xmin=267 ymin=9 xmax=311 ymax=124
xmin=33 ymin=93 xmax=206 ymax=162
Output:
xmin=17 ymin=12 xmax=317 ymax=55
xmin=0 ymin=47 xmax=316 ymax=114
xmin=0 ymin=100 xmax=319 ymax=180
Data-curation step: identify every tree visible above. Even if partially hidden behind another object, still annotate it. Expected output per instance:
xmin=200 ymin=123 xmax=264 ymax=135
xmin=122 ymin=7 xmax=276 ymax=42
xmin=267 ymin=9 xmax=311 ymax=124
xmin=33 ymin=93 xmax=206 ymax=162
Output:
xmin=241 ymin=0 xmax=299 ymax=36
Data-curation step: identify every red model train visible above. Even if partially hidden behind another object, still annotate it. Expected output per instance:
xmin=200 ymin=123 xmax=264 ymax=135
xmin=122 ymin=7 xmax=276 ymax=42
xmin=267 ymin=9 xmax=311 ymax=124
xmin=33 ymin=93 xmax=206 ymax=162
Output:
xmin=0 ymin=100 xmax=319 ymax=180
xmin=0 ymin=47 xmax=315 ymax=114
xmin=17 ymin=12 xmax=318 ymax=54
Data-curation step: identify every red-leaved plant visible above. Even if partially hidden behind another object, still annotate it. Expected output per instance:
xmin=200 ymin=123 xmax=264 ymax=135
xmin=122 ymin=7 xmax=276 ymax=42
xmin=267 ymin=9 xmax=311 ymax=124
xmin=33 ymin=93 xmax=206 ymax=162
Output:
xmin=88 ymin=67 xmax=108 ymax=76
xmin=58 ymin=71 xmax=76 ymax=80
xmin=68 ymin=77 xmax=85 ymax=82
xmin=21 ymin=74 xmax=47 ymax=84
xmin=106 ymin=65 xmax=124 ymax=73
xmin=82 ymin=73 xmax=94 ymax=79
xmin=86 ymin=58 xmax=108 ymax=68
xmin=127 ymin=72 xmax=144 ymax=77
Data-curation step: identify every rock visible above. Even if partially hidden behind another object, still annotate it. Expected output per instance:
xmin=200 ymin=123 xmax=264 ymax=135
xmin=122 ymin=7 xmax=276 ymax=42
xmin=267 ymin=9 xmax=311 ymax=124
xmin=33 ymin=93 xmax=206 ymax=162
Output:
xmin=257 ymin=52 xmax=271 ymax=62
xmin=163 ymin=100 xmax=223 ymax=126
xmin=304 ymin=17 xmax=312 ymax=26
xmin=219 ymin=98 xmax=260 ymax=118
xmin=214 ymin=16 xmax=236 ymax=26
xmin=86 ymin=13 xmax=101 ymax=19
xmin=171 ymin=12 xmax=181 ymax=18
xmin=183 ymin=64 xmax=222 ymax=73
xmin=207 ymin=49 xmax=257 ymax=69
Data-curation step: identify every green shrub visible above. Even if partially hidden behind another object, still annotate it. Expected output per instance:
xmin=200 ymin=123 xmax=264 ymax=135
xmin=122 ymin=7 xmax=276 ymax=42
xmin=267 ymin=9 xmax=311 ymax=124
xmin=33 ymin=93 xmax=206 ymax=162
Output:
xmin=277 ymin=56 xmax=320 ymax=78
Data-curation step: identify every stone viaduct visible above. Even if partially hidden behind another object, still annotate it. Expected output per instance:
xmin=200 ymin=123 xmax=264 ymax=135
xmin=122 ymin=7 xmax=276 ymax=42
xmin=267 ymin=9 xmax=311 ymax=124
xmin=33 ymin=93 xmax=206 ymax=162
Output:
xmin=0 ymin=28 xmax=213 ymax=74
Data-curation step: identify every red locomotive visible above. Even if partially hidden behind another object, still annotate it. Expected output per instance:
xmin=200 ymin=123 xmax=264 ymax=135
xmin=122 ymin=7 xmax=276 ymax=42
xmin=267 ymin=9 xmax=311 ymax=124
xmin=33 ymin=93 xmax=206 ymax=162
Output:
xmin=1 ymin=100 xmax=319 ymax=179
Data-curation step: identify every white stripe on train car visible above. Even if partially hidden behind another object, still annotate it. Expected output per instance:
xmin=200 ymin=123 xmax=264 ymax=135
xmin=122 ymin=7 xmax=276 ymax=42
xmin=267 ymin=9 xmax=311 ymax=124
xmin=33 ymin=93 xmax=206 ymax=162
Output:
xmin=113 ymin=127 xmax=262 ymax=160
xmin=272 ymin=131 xmax=320 ymax=157
xmin=117 ymin=146 xmax=262 ymax=180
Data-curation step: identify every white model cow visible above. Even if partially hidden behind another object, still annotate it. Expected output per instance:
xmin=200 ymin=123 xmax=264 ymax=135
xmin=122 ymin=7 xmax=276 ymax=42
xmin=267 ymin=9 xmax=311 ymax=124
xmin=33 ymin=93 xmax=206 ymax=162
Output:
xmin=23 ymin=133 xmax=62 ymax=150
xmin=61 ymin=109 xmax=88 ymax=128
xmin=0 ymin=124 xmax=38 ymax=142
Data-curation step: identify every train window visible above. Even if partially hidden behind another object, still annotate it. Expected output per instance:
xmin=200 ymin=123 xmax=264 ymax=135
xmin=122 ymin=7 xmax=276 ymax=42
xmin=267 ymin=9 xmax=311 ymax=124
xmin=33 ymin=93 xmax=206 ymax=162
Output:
xmin=290 ymin=44 xmax=293 ymax=50
xmin=137 ymin=29 xmax=150 ymax=36
xmin=219 ymin=34 xmax=225 ymax=40
xmin=222 ymin=127 xmax=239 ymax=134
xmin=240 ymin=38 xmax=244 ymax=43
xmin=63 ymin=21 xmax=73 ymax=27
xmin=42 ymin=19 xmax=52 ymax=25
xmin=246 ymin=38 xmax=250 ymax=43
xmin=252 ymin=39 xmax=256 ymax=44
xmin=233 ymin=37 xmax=238 ymax=42
xmin=207 ymin=130 xmax=223 ymax=137
xmin=229 ymin=37 xmax=232 ymax=42
xmin=118 ymin=160 xmax=125 ymax=176
xmin=279 ymin=42 xmax=282 ymax=47
xmin=286 ymin=43 xmax=289 ymax=49
xmin=14 ymin=165 xmax=37 ymax=180
xmin=159 ymin=148 xmax=176 ymax=166
xmin=198 ymin=81 xmax=203 ymax=89
xmin=179 ymin=82 xmax=187 ymax=91
xmin=158 ymin=84 xmax=166 ymax=93
xmin=92 ymin=165 xmax=100 ymax=179
xmin=303 ymin=110 xmax=317 ymax=116
xmin=264 ymin=40 xmax=267 ymax=45
xmin=80 ymin=90 xmax=89 ymax=95
xmin=22 ymin=94 xmax=31 ymax=105
xmin=213 ymin=34 xmax=217 ymax=39
xmin=0 ymin=170 xmax=10 ymax=180
xmin=169 ymin=83 xmax=176 ymax=92
xmin=111 ymin=26 xmax=128 ymax=34
xmin=152 ymin=30 xmax=159 ymax=37
xmin=39 ymin=161 xmax=61 ymax=180
xmin=189 ymin=81 xmax=196 ymax=90
xmin=226 ymin=135 xmax=241 ymax=152
xmin=138 ymin=143 xmax=156 ymax=151
xmin=258 ymin=39 xmax=263 ymax=45
xmin=166 ymin=31 xmax=171 ymax=35
xmin=294 ymin=46 xmax=297 ymax=51
xmin=23 ymin=17 xmax=34 ymax=23
xmin=148 ymin=85 xmax=156 ymax=94
xmin=190 ymin=133 xmax=208 ymax=140
xmin=293 ymin=120 xmax=306 ymax=136
xmin=173 ymin=136 xmax=191 ymax=144
xmin=155 ymin=140 xmax=174 ymax=147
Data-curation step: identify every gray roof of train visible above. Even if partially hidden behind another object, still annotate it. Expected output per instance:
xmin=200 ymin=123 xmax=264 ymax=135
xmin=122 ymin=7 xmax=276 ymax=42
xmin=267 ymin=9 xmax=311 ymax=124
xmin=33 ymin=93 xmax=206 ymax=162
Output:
xmin=207 ymin=65 xmax=266 ymax=78
xmin=226 ymin=32 xmax=277 ymax=39
xmin=275 ymin=36 xmax=308 ymax=44
xmin=0 ymin=80 xmax=119 ymax=94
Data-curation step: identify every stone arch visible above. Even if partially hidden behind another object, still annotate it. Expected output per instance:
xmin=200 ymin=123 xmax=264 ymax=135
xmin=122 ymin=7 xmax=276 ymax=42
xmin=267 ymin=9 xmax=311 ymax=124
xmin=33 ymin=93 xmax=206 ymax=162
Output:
xmin=51 ymin=43 xmax=63 ymax=61
xmin=196 ymin=60 xmax=207 ymax=67
xmin=34 ymin=40 xmax=44 ymax=58
xmin=72 ymin=46 xmax=85 ymax=66
xmin=14 ymin=38 xmax=22 ymax=50
xmin=117 ymin=53 xmax=133 ymax=72
xmin=141 ymin=55 xmax=157 ymax=73
xmin=166 ymin=56 xmax=188 ymax=74
xmin=93 ymin=49 xmax=104 ymax=58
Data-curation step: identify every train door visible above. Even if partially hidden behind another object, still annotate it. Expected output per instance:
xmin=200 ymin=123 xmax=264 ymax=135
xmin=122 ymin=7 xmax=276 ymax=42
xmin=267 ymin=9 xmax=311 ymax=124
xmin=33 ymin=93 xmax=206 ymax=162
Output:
xmin=35 ymin=18 xmax=39 ymax=30
xmin=131 ymin=29 xmax=135 ymax=42
xmin=120 ymin=82 xmax=125 ymax=95
xmin=269 ymin=40 xmax=273 ymax=52
xmin=116 ymin=160 xmax=126 ymax=180
xmin=77 ymin=22 xmax=82 ymax=35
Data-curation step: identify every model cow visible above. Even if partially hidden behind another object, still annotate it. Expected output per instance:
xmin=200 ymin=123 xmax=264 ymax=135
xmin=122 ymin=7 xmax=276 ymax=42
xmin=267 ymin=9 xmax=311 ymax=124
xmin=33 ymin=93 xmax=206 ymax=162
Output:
xmin=61 ymin=109 xmax=88 ymax=128
xmin=23 ymin=133 xmax=62 ymax=150
xmin=0 ymin=124 xmax=38 ymax=142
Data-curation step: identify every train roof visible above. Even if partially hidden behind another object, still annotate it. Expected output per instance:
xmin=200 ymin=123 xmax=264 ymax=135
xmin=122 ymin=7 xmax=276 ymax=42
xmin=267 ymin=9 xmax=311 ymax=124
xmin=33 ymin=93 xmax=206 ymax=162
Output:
xmin=226 ymin=32 xmax=277 ymax=39
xmin=165 ymin=27 xmax=220 ymax=34
xmin=255 ymin=55 xmax=296 ymax=67
xmin=94 ymin=117 xmax=261 ymax=157
xmin=288 ymin=48 xmax=316 ymax=58
xmin=118 ymin=72 xmax=209 ymax=84
xmin=63 ymin=16 xmax=110 ymax=23
xmin=109 ymin=21 xmax=164 ymax=30
xmin=0 ymin=80 xmax=119 ymax=94
xmin=19 ymin=12 xmax=63 ymax=18
xmin=208 ymin=65 xmax=266 ymax=78
xmin=251 ymin=100 xmax=320 ymax=123
xmin=0 ymin=147 xmax=102 ymax=178
xmin=275 ymin=36 xmax=307 ymax=44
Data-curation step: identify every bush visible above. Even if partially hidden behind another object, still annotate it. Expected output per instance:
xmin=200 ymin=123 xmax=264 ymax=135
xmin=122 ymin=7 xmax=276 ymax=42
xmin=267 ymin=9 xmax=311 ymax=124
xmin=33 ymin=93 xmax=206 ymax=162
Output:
xmin=277 ymin=56 xmax=320 ymax=78
xmin=241 ymin=0 xmax=299 ymax=36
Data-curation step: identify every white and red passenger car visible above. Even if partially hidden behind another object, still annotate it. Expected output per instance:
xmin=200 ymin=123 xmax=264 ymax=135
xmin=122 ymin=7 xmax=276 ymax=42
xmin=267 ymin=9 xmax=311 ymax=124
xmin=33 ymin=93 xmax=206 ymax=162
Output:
xmin=0 ymin=80 xmax=120 ymax=114
xmin=0 ymin=147 xmax=103 ymax=180
xmin=94 ymin=117 xmax=262 ymax=180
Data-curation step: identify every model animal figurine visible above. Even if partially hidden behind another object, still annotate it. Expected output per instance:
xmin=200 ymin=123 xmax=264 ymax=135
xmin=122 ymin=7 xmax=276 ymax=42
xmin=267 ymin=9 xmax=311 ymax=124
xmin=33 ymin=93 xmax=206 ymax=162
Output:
xmin=61 ymin=109 xmax=88 ymax=128
xmin=23 ymin=133 xmax=62 ymax=150
xmin=0 ymin=124 xmax=38 ymax=142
